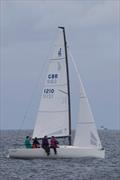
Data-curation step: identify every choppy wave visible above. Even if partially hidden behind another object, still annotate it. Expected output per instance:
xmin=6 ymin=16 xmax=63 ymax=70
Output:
xmin=0 ymin=130 xmax=120 ymax=180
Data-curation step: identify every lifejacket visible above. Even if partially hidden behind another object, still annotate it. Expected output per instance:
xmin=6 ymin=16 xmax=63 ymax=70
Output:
xmin=42 ymin=138 xmax=49 ymax=147
xmin=50 ymin=138 xmax=58 ymax=148
xmin=32 ymin=143 xmax=38 ymax=148
xmin=24 ymin=139 xmax=32 ymax=148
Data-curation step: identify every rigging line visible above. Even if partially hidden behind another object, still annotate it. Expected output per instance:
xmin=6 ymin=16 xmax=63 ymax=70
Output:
xmin=68 ymin=49 xmax=86 ymax=96
xmin=16 ymin=49 xmax=50 ymax=142
xmin=21 ymin=58 xmax=49 ymax=129
xmin=68 ymin=49 xmax=90 ymax=99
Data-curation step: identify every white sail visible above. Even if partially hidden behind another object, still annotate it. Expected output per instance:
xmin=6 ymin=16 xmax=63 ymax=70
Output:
xmin=33 ymin=29 xmax=69 ymax=139
xmin=69 ymin=53 xmax=102 ymax=149
xmin=74 ymin=81 xmax=102 ymax=148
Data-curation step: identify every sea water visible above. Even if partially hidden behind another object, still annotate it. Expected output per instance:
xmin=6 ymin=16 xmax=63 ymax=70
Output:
xmin=0 ymin=130 xmax=120 ymax=180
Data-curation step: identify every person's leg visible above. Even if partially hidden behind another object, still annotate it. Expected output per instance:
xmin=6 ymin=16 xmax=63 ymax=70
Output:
xmin=47 ymin=146 xmax=50 ymax=155
xmin=44 ymin=146 xmax=50 ymax=156
xmin=53 ymin=147 xmax=57 ymax=154
xmin=42 ymin=146 xmax=48 ymax=155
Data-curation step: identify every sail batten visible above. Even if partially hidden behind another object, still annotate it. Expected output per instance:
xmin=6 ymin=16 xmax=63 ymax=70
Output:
xmin=43 ymin=83 xmax=67 ymax=87
xmin=38 ymin=110 xmax=68 ymax=113
xmin=77 ymin=122 xmax=96 ymax=124
xmin=49 ymin=57 xmax=65 ymax=61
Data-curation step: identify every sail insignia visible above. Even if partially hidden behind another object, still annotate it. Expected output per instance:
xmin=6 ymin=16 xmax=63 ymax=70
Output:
xmin=58 ymin=48 xmax=62 ymax=57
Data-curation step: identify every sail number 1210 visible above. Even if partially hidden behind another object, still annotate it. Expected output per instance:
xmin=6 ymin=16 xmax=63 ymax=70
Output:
xmin=44 ymin=89 xmax=54 ymax=94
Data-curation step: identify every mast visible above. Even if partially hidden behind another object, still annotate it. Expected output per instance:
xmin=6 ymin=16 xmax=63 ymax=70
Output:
xmin=58 ymin=26 xmax=72 ymax=145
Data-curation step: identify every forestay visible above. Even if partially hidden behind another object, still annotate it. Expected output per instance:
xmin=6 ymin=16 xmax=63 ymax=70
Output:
xmin=33 ymin=29 xmax=69 ymax=139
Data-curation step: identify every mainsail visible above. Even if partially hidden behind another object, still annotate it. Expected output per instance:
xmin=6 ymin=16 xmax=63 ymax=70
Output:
xmin=33 ymin=28 xmax=70 ymax=139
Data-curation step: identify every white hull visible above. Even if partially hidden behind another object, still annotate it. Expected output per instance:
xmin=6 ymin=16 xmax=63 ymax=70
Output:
xmin=8 ymin=146 xmax=105 ymax=159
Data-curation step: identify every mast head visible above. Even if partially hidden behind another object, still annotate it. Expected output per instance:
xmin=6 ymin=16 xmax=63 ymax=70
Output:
xmin=58 ymin=26 xmax=65 ymax=30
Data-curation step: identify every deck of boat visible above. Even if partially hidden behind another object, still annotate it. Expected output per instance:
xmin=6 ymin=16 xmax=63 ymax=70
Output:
xmin=8 ymin=145 xmax=105 ymax=159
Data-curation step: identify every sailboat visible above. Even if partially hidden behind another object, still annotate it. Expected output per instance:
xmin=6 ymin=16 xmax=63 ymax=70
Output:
xmin=8 ymin=27 xmax=105 ymax=159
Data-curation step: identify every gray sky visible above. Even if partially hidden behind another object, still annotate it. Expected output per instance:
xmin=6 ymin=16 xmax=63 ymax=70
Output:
xmin=1 ymin=0 xmax=119 ymax=130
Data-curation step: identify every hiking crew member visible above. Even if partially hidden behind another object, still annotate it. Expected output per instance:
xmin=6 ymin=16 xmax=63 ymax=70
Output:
xmin=32 ymin=137 xmax=40 ymax=148
xmin=50 ymin=136 xmax=59 ymax=154
xmin=42 ymin=136 xmax=50 ymax=156
xmin=24 ymin=136 xmax=32 ymax=149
